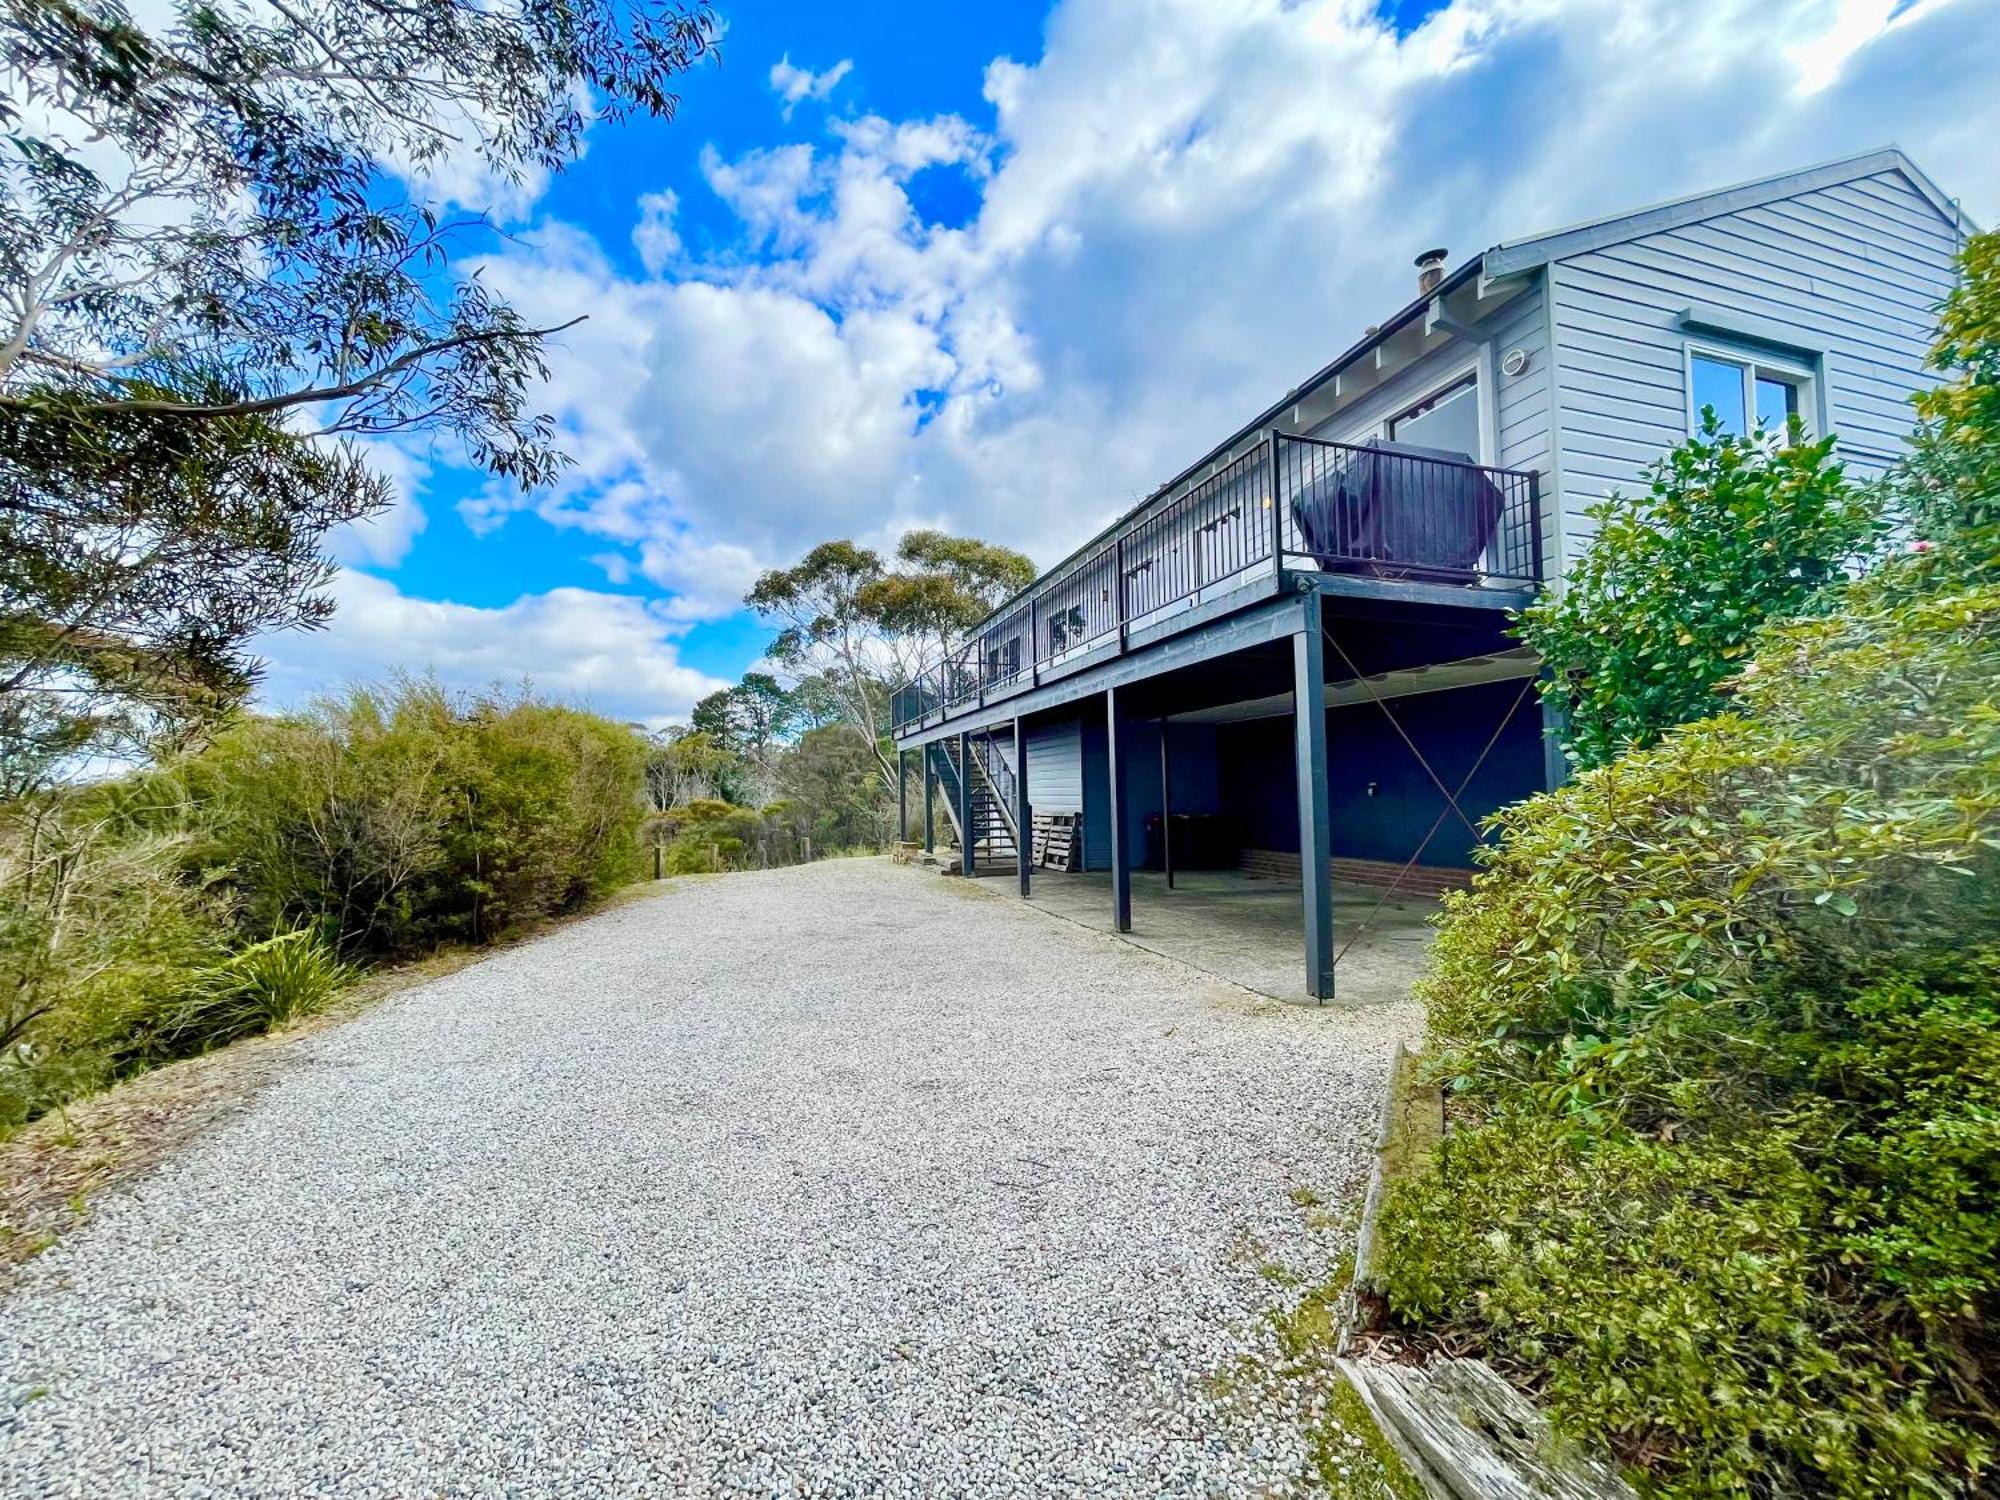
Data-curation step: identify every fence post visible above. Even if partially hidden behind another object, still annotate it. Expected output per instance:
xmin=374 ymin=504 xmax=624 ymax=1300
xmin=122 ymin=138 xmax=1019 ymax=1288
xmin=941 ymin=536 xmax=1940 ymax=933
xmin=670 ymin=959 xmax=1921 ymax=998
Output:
xmin=1528 ymin=470 xmax=1546 ymax=583
xmin=1268 ymin=432 xmax=1284 ymax=576
xmin=1115 ymin=535 xmax=1128 ymax=652
xmin=653 ymin=842 xmax=663 ymax=881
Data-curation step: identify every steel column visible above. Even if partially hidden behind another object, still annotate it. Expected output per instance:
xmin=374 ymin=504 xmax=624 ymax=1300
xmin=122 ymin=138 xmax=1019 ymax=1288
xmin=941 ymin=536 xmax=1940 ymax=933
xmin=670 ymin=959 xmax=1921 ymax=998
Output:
xmin=1014 ymin=718 xmax=1032 ymax=897
xmin=957 ymin=730 xmax=975 ymax=877
xmin=897 ymin=748 xmax=908 ymax=842
xmin=1294 ymin=613 xmax=1334 ymax=1001
xmin=1528 ymin=470 xmax=1546 ymax=583
xmin=1107 ymin=687 xmax=1131 ymax=932
xmin=1268 ymin=433 xmax=1284 ymax=566
xmin=1159 ymin=721 xmax=1174 ymax=890
xmin=922 ymin=746 xmax=935 ymax=852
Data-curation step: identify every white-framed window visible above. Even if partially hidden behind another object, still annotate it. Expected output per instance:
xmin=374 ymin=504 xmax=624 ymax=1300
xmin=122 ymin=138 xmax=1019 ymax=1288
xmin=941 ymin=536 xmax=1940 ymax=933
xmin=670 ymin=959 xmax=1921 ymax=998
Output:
xmin=1686 ymin=344 xmax=1814 ymax=441
xmin=1387 ymin=372 xmax=1481 ymax=459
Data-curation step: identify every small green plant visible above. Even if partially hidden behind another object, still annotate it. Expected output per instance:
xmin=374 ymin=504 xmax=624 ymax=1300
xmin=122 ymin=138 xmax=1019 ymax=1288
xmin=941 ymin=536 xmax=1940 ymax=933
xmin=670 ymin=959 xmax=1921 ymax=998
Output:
xmin=138 ymin=929 xmax=349 ymax=1061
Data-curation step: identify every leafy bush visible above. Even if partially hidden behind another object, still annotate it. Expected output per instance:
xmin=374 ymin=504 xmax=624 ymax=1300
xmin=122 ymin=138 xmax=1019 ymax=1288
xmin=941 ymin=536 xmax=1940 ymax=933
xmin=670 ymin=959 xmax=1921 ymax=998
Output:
xmin=1377 ymin=557 xmax=2000 ymax=1497
xmin=0 ymin=678 xmax=650 ymax=1133
xmin=655 ymin=797 xmax=790 ymax=873
xmin=1903 ymin=231 xmax=2000 ymax=553
xmin=1515 ymin=419 xmax=1882 ymax=769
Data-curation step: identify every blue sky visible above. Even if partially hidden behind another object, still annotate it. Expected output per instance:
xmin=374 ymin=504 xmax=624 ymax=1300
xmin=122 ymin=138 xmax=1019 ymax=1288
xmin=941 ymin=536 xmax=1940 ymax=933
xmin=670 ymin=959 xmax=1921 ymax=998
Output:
xmin=263 ymin=0 xmax=2000 ymax=725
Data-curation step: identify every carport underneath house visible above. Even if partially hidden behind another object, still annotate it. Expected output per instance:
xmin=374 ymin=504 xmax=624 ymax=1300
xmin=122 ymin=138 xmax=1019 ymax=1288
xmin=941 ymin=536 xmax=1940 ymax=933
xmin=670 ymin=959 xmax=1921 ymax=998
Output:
xmin=891 ymin=576 xmax=1557 ymax=1004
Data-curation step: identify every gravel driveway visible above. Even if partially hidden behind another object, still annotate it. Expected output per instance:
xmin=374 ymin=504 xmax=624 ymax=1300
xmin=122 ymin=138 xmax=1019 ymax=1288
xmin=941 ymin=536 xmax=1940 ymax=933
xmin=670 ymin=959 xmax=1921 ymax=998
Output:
xmin=1 ymin=860 xmax=1415 ymax=1499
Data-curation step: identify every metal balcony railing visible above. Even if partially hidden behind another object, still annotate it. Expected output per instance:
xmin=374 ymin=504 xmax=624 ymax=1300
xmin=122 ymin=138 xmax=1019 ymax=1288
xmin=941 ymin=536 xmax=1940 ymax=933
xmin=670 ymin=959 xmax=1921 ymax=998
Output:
xmin=889 ymin=433 xmax=1540 ymax=733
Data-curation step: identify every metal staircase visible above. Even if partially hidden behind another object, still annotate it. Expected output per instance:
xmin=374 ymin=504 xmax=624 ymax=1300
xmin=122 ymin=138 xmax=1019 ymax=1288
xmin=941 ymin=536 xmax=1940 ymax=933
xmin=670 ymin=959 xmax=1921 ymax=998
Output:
xmin=928 ymin=734 xmax=1017 ymax=873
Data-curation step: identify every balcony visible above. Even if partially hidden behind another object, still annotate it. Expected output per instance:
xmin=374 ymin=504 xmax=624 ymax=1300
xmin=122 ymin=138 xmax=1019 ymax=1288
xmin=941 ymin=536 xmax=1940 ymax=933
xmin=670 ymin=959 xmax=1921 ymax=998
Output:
xmin=891 ymin=433 xmax=1541 ymax=735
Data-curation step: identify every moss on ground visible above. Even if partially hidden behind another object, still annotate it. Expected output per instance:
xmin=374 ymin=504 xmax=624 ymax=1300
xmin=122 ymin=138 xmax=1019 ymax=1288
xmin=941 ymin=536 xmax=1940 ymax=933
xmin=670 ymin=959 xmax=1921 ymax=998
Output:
xmin=1209 ymin=1193 xmax=1431 ymax=1499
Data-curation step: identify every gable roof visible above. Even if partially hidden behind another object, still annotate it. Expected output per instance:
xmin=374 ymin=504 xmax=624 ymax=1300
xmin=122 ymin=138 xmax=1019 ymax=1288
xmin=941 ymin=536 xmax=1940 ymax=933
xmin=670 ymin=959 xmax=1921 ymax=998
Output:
xmin=1483 ymin=146 xmax=1976 ymax=278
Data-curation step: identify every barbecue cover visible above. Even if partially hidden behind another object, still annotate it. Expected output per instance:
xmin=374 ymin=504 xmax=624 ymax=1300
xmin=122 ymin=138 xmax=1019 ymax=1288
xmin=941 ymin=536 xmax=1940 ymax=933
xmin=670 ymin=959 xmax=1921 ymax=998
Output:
xmin=1289 ymin=438 xmax=1504 ymax=584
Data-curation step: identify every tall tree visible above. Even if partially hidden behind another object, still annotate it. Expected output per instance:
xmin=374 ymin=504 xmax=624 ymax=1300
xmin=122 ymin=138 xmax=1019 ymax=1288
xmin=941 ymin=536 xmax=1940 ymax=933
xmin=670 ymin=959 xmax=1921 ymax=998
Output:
xmin=744 ymin=531 xmax=1036 ymax=791
xmin=728 ymin=673 xmax=798 ymax=758
xmin=858 ymin=530 xmax=1037 ymax=669
xmin=0 ymin=0 xmax=719 ymax=785
xmin=745 ymin=541 xmax=901 ymax=789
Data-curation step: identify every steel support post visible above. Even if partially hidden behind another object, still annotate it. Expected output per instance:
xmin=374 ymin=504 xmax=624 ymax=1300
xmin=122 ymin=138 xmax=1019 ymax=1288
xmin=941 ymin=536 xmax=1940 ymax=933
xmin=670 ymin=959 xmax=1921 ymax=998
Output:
xmin=1107 ymin=687 xmax=1131 ymax=932
xmin=1015 ymin=718 xmax=1032 ymax=897
xmin=922 ymin=746 xmax=935 ymax=852
xmin=1294 ymin=611 xmax=1334 ymax=1001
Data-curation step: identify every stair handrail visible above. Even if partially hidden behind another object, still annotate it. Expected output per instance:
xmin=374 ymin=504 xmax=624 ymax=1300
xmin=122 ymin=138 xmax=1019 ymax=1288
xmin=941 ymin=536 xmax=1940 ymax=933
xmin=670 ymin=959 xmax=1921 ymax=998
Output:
xmin=967 ymin=733 xmax=1019 ymax=841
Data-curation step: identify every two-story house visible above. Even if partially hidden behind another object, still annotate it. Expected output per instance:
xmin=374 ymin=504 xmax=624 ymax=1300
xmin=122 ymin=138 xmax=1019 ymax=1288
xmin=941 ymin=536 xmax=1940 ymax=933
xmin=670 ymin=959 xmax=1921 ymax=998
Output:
xmin=889 ymin=147 xmax=1976 ymax=1001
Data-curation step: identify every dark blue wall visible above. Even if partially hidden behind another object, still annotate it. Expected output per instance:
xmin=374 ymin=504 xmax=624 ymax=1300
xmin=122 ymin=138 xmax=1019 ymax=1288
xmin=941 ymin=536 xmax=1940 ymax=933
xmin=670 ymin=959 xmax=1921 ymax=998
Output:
xmin=1217 ymin=679 xmax=1545 ymax=868
xmin=1073 ymin=716 xmax=1219 ymax=870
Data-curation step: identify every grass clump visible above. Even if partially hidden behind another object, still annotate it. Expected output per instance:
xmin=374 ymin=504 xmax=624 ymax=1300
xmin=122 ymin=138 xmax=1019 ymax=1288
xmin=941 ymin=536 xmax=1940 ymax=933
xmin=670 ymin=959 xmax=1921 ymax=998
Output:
xmin=137 ymin=929 xmax=349 ymax=1063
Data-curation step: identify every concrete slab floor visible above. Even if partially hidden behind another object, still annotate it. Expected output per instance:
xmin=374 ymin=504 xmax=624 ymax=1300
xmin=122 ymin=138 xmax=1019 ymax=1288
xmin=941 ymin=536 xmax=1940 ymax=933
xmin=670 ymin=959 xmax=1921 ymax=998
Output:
xmin=976 ymin=867 xmax=1441 ymax=1006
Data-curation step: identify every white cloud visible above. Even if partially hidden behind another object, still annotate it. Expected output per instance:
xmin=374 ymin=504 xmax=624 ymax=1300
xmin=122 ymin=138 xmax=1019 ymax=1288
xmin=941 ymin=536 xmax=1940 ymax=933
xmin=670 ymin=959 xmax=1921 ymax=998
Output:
xmin=633 ymin=189 xmax=683 ymax=274
xmin=259 ymin=573 xmax=731 ymax=728
xmin=590 ymin=551 xmax=635 ymax=585
xmin=769 ymin=55 xmax=853 ymax=117
xmin=330 ymin=440 xmax=431 ymax=568
xmin=442 ymin=0 xmax=1999 ymax=634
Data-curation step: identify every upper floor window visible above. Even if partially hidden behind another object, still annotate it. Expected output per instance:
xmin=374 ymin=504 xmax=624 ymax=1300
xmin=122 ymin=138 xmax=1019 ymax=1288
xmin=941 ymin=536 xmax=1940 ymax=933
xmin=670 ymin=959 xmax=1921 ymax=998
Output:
xmin=1688 ymin=347 xmax=1812 ymax=441
xmin=1388 ymin=373 xmax=1480 ymax=459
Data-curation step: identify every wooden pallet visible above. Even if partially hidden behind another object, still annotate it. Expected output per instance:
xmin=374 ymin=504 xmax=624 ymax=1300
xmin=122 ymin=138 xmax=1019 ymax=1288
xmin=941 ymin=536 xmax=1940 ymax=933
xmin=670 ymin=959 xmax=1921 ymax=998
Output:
xmin=1031 ymin=811 xmax=1083 ymax=872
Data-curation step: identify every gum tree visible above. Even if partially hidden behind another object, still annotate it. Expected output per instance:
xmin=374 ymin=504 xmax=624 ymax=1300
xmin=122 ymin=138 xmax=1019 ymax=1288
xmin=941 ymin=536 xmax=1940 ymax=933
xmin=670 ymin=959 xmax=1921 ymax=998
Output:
xmin=0 ymin=0 xmax=719 ymax=786
xmin=745 ymin=531 xmax=1034 ymax=791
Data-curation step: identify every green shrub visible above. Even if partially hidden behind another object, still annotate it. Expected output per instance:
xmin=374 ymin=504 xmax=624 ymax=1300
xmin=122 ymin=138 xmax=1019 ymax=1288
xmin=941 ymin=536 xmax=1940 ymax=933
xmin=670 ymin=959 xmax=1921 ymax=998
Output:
xmin=0 ymin=678 xmax=650 ymax=1133
xmin=183 ymin=678 xmax=649 ymax=954
xmin=1902 ymin=231 xmax=2000 ymax=554
xmin=1377 ymin=555 xmax=2000 ymax=1498
xmin=1515 ymin=419 xmax=1883 ymax=770
xmin=656 ymin=797 xmax=782 ymax=872
xmin=0 ymin=783 xmax=233 ymax=1127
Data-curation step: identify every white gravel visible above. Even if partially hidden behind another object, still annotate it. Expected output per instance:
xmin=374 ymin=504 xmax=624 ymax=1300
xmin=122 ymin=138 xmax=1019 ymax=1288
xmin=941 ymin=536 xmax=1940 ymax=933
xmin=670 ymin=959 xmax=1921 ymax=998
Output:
xmin=1 ymin=859 xmax=1416 ymax=1499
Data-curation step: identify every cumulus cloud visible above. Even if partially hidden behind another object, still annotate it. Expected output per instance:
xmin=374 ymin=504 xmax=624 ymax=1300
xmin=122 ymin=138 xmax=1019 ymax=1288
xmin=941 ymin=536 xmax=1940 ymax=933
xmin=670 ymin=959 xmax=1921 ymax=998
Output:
xmin=330 ymin=440 xmax=431 ymax=569
xmin=260 ymin=572 xmax=731 ymax=727
xmin=632 ymin=189 xmax=683 ymax=274
xmin=769 ymin=54 xmax=853 ymax=117
xmin=283 ymin=0 xmax=1995 ymax=716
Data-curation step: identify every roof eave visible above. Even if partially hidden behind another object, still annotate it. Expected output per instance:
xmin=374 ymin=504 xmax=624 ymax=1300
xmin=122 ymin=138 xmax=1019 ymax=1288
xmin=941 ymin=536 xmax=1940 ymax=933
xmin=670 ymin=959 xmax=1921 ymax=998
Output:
xmin=1486 ymin=146 xmax=1976 ymax=279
